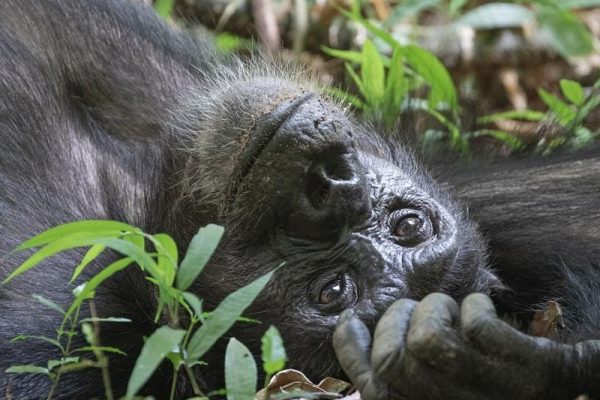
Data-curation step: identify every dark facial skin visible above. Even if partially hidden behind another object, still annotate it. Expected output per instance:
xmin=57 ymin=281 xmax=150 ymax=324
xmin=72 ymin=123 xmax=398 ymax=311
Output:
xmin=192 ymin=87 xmax=494 ymax=382
xmin=2 ymin=1 xmax=600 ymax=399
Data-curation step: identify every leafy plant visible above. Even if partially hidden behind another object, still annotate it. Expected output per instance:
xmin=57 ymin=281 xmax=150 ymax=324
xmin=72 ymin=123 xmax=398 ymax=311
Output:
xmin=3 ymin=220 xmax=282 ymax=399
xmin=323 ymin=3 xmax=467 ymax=152
xmin=475 ymin=78 xmax=600 ymax=152
xmin=455 ymin=1 xmax=596 ymax=58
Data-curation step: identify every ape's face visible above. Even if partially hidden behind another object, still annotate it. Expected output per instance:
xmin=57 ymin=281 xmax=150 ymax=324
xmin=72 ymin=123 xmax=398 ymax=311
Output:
xmin=191 ymin=79 xmax=494 ymax=378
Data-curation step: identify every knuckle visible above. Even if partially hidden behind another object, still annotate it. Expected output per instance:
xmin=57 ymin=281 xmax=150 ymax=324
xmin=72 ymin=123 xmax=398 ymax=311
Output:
xmin=462 ymin=314 xmax=495 ymax=339
xmin=407 ymin=322 xmax=457 ymax=358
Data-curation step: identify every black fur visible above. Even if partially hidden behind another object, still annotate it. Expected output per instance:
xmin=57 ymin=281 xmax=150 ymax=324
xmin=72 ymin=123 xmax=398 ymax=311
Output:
xmin=0 ymin=0 xmax=599 ymax=399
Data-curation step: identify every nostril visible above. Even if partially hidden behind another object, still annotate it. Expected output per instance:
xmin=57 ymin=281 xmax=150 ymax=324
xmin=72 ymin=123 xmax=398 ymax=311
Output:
xmin=286 ymin=151 xmax=370 ymax=241
xmin=324 ymin=155 xmax=355 ymax=182
xmin=305 ymin=166 xmax=331 ymax=210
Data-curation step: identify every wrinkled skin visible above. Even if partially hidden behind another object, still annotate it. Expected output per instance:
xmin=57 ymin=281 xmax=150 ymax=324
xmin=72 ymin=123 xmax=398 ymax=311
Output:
xmin=0 ymin=1 xmax=600 ymax=399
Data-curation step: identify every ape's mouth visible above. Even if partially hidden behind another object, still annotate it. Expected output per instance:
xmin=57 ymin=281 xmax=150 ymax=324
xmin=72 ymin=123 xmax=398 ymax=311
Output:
xmin=237 ymin=92 xmax=315 ymax=180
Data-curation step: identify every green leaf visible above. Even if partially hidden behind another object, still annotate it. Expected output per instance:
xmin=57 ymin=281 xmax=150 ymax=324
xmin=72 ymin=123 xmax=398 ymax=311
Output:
xmin=4 ymin=231 xmax=123 ymax=284
xmin=383 ymin=47 xmax=408 ymax=127
xmin=215 ymin=32 xmax=253 ymax=53
xmin=187 ymin=270 xmax=274 ymax=361
xmin=397 ymin=45 xmax=458 ymax=111
xmin=126 ymin=326 xmax=185 ymax=398
xmin=560 ymin=0 xmax=600 ymax=8
xmin=345 ymin=63 xmax=365 ymax=99
xmin=16 ymin=220 xmax=137 ymax=250
xmin=154 ymin=0 xmax=175 ymax=17
xmin=386 ymin=0 xmax=441 ymax=24
xmin=152 ymin=233 xmax=178 ymax=286
xmin=559 ymin=79 xmax=585 ymax=106
xmin=477 ymin=109 xmax=545 ymax=123
xmin=123 ymin=233 xmax=145 ymax=249
xmin=73 ymin=346 xmax=127 ymax=356
xmin=338 ymin=8 xmax=396 ymax=47
xmin=225 ymin=338 xmax=257 ymax=400
xmin=469 ymin=129 xmax=525 ymax=151
xmin=79 ymin=317 xmax=131 ymax=324
xmin=321 ymin=47 xmax=365 ymax=65
xmin=6 ymin=365 xmax=50 ymax=375
xmin=538 ymin=88 xmax=577 ymax=125
xmin=456 ymin=3 xmax=534 ymax=29
xmin=92 ymin=238 xmax=160 ymax=280
xmin=449 ymin=0 xmax=468 ymax=16
xmin=10 ymin=335 xmax=64 ymax=351
xmin=177 ymin=224 xmax=224 ymax=291
xmin=65 ymin=257 xmax=134 ymax=323
xmin=537 ymin=6 xmax=594 ymax=58
xmin=32 ymin=294 xmax=65 ymax=315
xmin=47 ymin=357 xmax=80 ymax=371
xmin=71 ymin=244 xmax=105 ymax=283
xmin=361 ymin=40 xmax=385 ymax=107
xmin=261 ymin=326 xmax=286 ymax=375
xmin=182 ymin=292 xmax=204 ymax=318
xmin=81 ymin=322 xmax=95 ymax=345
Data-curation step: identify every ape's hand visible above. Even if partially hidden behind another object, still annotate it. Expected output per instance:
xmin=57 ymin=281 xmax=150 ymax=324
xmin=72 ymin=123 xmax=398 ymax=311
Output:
xmin=333 ymin=293 xmax=587 ymax=400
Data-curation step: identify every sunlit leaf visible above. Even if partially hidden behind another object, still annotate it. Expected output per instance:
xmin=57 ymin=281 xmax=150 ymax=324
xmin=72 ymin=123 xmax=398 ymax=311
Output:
xmin=361 ymin=40 xmax=385 ymax=107
xmin=397 ymin=45 xmax=458 ymax=111
xmin=261 ymin=326 xmax=286 ymax=375
xmin=152 ymin=233 xmax=178 ymax=286
xmin=559 ymin=79 xmax=585 ymax=106
xmin=4 ymin=231 xmax=122 ymax=284
xmin=16 ymin=220 xmax=137 ymax=250
xmin=538 ymin=88 xmax=577 ymax=125
xmin=71 ymin=244 xmax=105 ymax=283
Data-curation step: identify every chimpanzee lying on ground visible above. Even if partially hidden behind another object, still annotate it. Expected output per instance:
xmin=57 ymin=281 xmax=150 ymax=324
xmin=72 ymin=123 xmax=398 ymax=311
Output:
xmin=0 ymin=0 xmax=599 ymax=398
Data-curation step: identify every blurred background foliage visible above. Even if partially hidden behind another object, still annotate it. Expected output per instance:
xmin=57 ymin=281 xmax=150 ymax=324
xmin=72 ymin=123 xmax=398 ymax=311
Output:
xmin=153 ymin=0 xmax=600 ymax=156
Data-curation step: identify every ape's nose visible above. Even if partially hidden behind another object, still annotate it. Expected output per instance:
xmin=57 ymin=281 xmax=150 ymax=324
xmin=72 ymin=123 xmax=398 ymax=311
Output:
xmin=286 ymin=149 xmax=371 ymax=241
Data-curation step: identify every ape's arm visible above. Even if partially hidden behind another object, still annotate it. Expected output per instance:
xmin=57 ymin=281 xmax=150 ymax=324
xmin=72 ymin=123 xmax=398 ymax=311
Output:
xmin=333 ymin=293 xmax=600 ymax=400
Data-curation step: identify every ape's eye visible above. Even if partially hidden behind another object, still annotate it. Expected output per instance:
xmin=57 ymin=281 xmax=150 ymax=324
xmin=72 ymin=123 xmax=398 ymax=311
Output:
xmin=391 ymin=210 xmax=434 ymax=246
xmin=319 ymin=280 xmax=342 ymax=304
xmin=317 ymin=274 xmax=357 ymax=312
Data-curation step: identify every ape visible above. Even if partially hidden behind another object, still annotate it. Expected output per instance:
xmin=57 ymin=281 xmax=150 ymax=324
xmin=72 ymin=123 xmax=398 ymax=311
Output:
xmin=0 ymin=0 xmax=598 ymax=399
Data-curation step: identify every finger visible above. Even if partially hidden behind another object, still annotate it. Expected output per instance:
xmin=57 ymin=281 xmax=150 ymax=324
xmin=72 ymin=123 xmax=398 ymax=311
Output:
xmin=461 ymin=293 xmax=551 ymax=360
xmin=406 ymin=293 xmax=462 ymax=366
xmin=333 ymin=309 xmax=386 ymax=400
xmin=371 ymin=299 xmax=417 ymax=378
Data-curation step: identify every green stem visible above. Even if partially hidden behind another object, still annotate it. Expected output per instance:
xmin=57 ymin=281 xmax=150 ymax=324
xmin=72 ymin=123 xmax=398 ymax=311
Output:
xmin=47 ymin=305 xmax=82 ymax=400
xmin=169 ymin=367 xmax=179 ymax=400
xmin=184 ymin=365 xmax=204 ymax=396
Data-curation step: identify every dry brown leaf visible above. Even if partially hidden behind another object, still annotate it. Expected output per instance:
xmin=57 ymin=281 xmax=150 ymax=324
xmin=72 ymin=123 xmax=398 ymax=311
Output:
xmin=255 ymin=369 xmax=353 ymax=400
xmin=529 ymin=300 xmax=564 ymax=338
